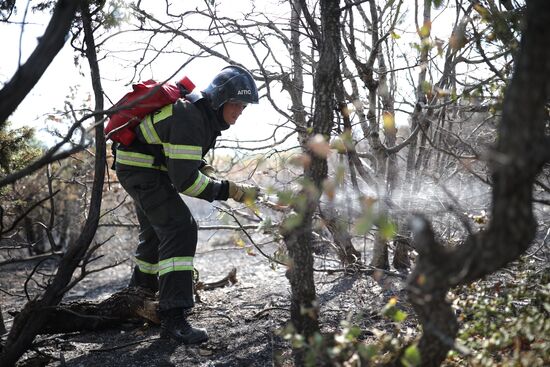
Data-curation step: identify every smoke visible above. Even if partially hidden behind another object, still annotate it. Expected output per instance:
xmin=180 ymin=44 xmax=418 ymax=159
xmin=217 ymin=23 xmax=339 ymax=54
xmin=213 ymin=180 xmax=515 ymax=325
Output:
xmin=320 ymin=167 xmax=493 ymax=244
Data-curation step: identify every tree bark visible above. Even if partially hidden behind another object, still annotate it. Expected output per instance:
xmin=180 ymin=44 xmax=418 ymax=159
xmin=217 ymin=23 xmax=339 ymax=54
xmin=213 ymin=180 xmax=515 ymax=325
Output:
xmin=0 ymin=0 xmax=80 ymax=124
xmin=0 ymin=3 xmax=106 ymax=366
xmin=370 ymin=233 xmax=389 ymax=269
xmin=392 ymin=237 xmax=411 ymax=272
xmin=404 ymin=0 xmax=550 ymax=365
xmin=284 ymin=0 xmax=341 ymax=364
xmin=406 ymin=0 xmax=432 ymax=181
xmin=321 ymin=210 xmax=361 ymax=267
xmin=288 ymin=0 xmax=308 ymax=148
xmin=0 ymin=304 xmax=6 ymax=335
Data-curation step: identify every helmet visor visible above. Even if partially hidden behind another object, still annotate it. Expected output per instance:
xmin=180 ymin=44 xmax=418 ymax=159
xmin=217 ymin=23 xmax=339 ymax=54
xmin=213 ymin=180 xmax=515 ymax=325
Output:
xmin=227 ymin=99 xmax=249 ymax=109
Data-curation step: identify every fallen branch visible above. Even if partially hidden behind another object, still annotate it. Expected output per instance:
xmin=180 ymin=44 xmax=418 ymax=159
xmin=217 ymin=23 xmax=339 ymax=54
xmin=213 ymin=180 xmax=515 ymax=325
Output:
xmin=90 ymin=336 xmax=162 ymax=353
xmin=9 ymin=287 xmax=160 ymax=335
xmin=253 ymin=306 xmax=290 ymax=319
xmin=0 ymin=252 xmax=63 ymax=267
xmin=195 ymin=267 xmax=238 ymax=291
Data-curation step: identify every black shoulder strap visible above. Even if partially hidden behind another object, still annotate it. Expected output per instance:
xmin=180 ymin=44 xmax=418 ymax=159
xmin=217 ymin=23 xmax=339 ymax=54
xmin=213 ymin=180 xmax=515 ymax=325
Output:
xmin=110 ymin=142 xmax=118 ymax=170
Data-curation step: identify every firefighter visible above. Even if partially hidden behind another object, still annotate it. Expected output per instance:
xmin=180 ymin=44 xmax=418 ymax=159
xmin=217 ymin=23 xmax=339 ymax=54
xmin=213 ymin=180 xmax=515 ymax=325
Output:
xmin=115 ymin=65 xmax=260 ymax=344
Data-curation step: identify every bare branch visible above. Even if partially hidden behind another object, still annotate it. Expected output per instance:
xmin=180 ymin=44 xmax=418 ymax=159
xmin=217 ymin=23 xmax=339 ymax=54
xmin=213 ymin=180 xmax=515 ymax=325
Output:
xmin=0 ymin=0 xmax=81 ymax=123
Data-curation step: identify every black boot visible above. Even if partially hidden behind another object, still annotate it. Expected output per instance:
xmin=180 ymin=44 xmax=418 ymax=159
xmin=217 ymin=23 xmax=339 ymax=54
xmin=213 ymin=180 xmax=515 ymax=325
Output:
xmin=160 ymin=309 xmax=208 ymax=344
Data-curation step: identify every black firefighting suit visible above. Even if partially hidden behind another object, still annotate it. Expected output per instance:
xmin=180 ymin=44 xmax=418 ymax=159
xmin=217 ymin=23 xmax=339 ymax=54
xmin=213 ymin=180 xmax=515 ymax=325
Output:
xmin=115 ymin=93 xmax=230 ymax=311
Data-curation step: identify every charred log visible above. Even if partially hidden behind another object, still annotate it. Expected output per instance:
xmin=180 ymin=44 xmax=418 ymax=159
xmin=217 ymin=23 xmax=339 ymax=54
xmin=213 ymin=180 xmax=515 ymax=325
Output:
xmin=34 ymin=287 xmax=159 ymax=334
xmin=16 ymin=268 xmax=239 ymax=335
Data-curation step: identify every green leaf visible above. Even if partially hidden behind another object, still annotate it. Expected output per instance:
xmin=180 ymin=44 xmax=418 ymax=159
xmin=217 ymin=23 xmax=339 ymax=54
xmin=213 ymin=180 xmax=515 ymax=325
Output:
xmin=419 ymin=21 xmax=431 ymax=38
xmin=291 ymin=334 xmax=305 ymax=348
xmin=421 ymin=81 xmax=432 ymax=95
xmin=354 ymin=214 xmax=373 ymax=235
xmin=381 ymin=298 xmax=408 ymax=323
xmin=357 ymin=344 xmax=378 ymax=360
xmin=277 ymin=190 xmax=296 ymax=205
xmin=234 ymin=237 xmax=245 ymax=248
xmin=379 ymin=217 xmax=397 ymax=240
xmin=281 ymin=213 xmax=303 ymax=232
xmin=431 ymin=0 xmax=444 ymax=9
xmin=401 ymin=344 xmax=421 ymax=367
xmin=259 ymin=216 xmax=273 ymax=231
xmin=393 ymin=309 xmax=408 ymax=322
xmin=391 ymin=31 xmax=401 ymax=39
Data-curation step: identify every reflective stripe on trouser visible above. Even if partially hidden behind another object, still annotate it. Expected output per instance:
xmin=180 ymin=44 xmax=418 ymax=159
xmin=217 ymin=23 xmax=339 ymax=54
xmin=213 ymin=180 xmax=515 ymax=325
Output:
xmin=129 ymin=204 xmax=160 ymax=293
xmin=116 ymin=168 xmax=198 ymax=311
xmin=134 ymin=257 xmax=159 ymax=274
xmin=116 ymin=150 xmax=167 ymax=171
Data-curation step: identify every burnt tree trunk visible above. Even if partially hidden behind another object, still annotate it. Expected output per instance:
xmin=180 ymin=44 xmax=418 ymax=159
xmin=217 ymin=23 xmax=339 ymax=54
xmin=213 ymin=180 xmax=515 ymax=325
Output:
xmin=404 ymin=1 xmax=550 ymax=365
xmin=287 ymin=0 xmax=308 ymax=148
xmin=321 ymin=210 xmax=362 ymax=267
xmin=284 ymin=0 xmax=341 ymax=364
xmin=0 ymin=4 xmax=104 ymax=366
xmin=393 ymin=221 xmax=412 ymax=272
xmin=371 ymin=233 xmax=389 ymax=269
xmin=392 ymin=237 xmax=411 ymax=272
xmin=406 ymin=0 xmax=431 ymax=181
xmin=0 ymin=304 xmax=6 ymax=335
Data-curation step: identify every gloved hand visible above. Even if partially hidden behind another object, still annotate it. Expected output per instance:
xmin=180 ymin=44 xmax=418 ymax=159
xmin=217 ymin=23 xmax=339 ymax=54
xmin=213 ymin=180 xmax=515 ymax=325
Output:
xmin=228 ymin=181 xmax=260 ymax=203
xmin=200 ymin=164 xmax=217 ymax=179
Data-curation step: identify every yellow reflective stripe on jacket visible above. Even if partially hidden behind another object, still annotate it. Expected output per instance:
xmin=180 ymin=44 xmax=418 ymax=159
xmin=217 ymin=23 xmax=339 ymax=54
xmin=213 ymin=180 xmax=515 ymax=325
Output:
xmin=116 ymin=150 xmax=167 ymax=171
xmin=134 ymin=257 xmax=159 ymax=275
xmin=138 ymin=104 xmax=173 ymax=144
xmin=139 ymin=116 xmax=162 ymax=144
xmin=182 ymin=171 xmax=210 ymax=196
xmin=152 ymin=104 xmax=173 ymax=124
xmin=164 ymin=143 xmax=202 ymax=160
xmin=158 ymin=256 xmax=194 ymax=276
